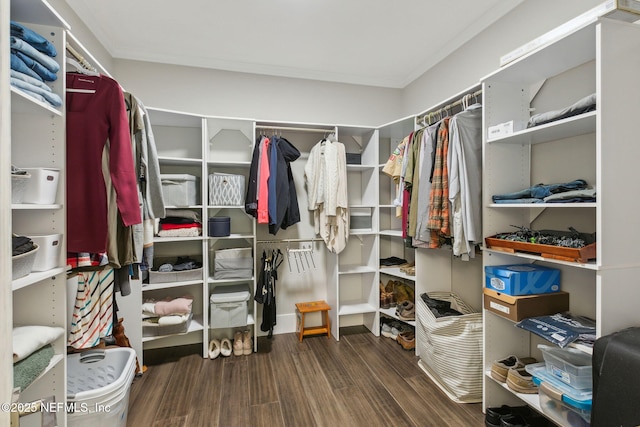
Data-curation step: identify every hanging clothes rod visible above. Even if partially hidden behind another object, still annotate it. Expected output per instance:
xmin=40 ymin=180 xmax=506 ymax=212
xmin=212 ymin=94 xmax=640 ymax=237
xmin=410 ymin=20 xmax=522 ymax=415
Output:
xmin=415 ymin=89 xmax=483 ymax=125
xmin=256 ymin=125 xmax=335 ymax=134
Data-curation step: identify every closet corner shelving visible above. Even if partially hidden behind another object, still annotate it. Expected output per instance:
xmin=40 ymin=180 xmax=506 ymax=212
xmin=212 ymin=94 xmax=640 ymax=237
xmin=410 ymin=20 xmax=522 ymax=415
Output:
xmin=481 ymin=17 xmax=640 ymax=424
xmin=205 ymin=116 xmax=257 ymax=352
xmin=144 ymin=108 xmax=207 ymax=355
xmin=328 ymin=125 xmax=380 ymax=340
xmin=377 ymin=116 xmax=417 ymax=334
xmin=6 ymin=0 xmax=69 ymax=421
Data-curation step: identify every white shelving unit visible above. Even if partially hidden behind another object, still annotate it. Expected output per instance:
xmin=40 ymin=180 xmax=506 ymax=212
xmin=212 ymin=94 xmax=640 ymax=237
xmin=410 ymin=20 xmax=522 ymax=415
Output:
xmin=377 ymin=116 xmax=417 ymax=336
xmin=5 ymin=0 xmax=69 ymax=423
xmin=204 ymin=116 xmax=256 ymax=351
xmin=481 ymin=17 xmax=640 ymax=425
xmin=328 ymin=125 xmax=380 ymax=340
xmin=144 ymin=108 xmax=208 ymax=354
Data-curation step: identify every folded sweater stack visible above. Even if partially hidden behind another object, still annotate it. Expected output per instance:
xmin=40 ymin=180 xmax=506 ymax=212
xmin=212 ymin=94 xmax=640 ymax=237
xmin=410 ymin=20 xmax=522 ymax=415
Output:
xmin=157 ymin=209 xmax=202 ymax=237
xmin=142 ymin=295 xmax=193 ymax=326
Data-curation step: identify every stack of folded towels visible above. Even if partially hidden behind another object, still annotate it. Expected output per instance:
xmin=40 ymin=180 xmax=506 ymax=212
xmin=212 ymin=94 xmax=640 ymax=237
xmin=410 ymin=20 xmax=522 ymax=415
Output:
xmin=10 ymin=21 xmax=62 ymax=107
xmin=13 ymin=325 xmax=64 ymax=392
xmin=142 ymin=295 xmax=194 ymax=328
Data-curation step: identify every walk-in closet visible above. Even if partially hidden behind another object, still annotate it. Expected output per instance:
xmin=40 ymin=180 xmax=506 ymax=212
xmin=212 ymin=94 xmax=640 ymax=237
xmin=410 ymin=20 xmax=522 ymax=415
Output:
xmin=5 ymin=1 xmax=640 ymax=426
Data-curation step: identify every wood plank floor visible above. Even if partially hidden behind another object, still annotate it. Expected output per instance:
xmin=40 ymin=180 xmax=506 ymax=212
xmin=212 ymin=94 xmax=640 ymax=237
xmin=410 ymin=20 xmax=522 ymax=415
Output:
xmin=127 ymin=327 xmax=485 ymax=427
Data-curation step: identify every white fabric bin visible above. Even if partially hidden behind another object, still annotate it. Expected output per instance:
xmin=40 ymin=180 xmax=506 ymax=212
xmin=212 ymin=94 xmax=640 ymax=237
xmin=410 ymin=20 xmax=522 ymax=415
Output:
xmin=161 ymin=174 xmax=197 ymax=206
xmin=210 ymin=284 xmax=251 ymax=328
xmin=22 ymin=168 xmax=60 ymax=204
xmin=28 ymin=234 xmax=62 ymax=272
xmin=213 ymin=248 xmax=253 ymax=280
xmin=67 ymin=348 xmax=137 ymax=427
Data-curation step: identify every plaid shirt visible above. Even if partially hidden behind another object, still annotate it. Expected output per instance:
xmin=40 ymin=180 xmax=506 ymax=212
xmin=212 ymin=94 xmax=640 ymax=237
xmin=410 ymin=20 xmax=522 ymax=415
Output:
xmin=427 ymin=118 xmax=450 ymax=247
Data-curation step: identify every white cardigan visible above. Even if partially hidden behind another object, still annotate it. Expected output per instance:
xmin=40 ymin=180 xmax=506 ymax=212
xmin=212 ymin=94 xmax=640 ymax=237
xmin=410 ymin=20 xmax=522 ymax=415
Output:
xmin=305 ymin=139 xmax=349 ymax=254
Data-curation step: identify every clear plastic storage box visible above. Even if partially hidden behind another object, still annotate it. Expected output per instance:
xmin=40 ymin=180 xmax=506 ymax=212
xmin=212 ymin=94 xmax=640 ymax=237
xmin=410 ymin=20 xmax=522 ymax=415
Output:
xmin=527 ymin=362 xmax=592 ymax=427
xmin=539 ymin=344 xmax=593 ymax=389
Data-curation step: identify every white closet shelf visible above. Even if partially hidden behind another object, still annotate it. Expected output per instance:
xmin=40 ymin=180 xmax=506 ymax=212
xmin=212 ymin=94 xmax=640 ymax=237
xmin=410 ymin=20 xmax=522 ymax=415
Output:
xmin=158 ymin=156 xmax=202 ymax=166
xmin=338 ymin=302 xmax=377 ymax=316
xmin=12 ymin=267 xmax=66 ymax=292
xmin=379 ymin=229 xmax=403 ymax=237
xmin=11 ymin=204 xmax=63 ymax=210
xmin=142 ymin=279 xmax=204 ymax=292
xmin=488 ymin=203 xmax=596 ymax=208
xmin=486 ymin=111 xmax=596 ymax=146
xmin=338 ymin=265 xmax=377 ymax=275
xmin=208 ymin=277 xmax=255 ymax=285
xmin=482 ymin=247 xmax=598 ymax=270
xmin=379 ymin=267 xmax=415 ymax=282
xmin=10 ymin=87 xmax=63 ymax=117
xmin=153 ymin=236 xmax=205 ymax=243
xmin=207 ymin=160 xmax=251 ymax=167
xmin=485 ymin=370 xmax=542 ymax=412
xmin=347 ymin=164 xmax=377 ymax=171
xmin=142 ymin=315 xmax=204 ymax=343
xmin=379 ymin=307 xmax=416 ymax=326
xmin=163 ymin=205 xmax=203 ymax=210
xmin=483 ymin=21 xmax=595 ymax=84
xmin=207 ymin=233 xmax=254 ymax=240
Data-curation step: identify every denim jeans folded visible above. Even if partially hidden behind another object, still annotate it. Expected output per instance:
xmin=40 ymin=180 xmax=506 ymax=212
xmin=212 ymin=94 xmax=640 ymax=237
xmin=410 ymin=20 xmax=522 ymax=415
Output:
xmin=10 ymin=20 xmax=57 ymax=57
xmin=10 ymin=77 xmax=62 ymax=106
xmin=492 ymin=179 xmax=587 ymax=202
xmin=493 ymin=198 xmax=543 ymax=204
xmin=10 ymin=53 xmax=43 ymax=82
xmin=10 ymin=70 xmax=52 ymax=91
xmin=11 ymin=86 xmax=48 ymax=104
xmin=12 ymin=50 xmax=57 ymax=81
xmin=10 ymin=36 xmax=59 ymax=73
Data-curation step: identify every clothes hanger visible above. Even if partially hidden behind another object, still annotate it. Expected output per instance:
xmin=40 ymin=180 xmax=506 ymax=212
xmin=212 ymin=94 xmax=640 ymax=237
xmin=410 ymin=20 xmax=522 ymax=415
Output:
xmin=66 ymin=57 xmax=98 ymax=93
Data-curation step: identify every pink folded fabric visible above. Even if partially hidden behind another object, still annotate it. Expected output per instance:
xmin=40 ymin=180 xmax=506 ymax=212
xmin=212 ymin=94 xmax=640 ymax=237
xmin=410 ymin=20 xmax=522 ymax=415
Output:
xmin=154 ymin=296 xmax=193 ymax=316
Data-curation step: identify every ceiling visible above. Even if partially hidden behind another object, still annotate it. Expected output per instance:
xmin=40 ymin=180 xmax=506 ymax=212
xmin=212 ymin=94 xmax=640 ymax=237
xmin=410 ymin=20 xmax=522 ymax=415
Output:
xmin=65 ymin=0 xmax=523 ymax=89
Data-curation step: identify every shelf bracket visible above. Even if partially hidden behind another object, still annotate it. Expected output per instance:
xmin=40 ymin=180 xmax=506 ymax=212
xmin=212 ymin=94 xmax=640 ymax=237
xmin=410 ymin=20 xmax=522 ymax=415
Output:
xmin=528 ymin=207 xmax=546 ymax=224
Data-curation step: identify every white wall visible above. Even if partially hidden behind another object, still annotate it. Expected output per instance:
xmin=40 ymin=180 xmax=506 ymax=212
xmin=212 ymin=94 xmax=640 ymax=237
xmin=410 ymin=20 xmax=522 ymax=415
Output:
xmin=401 ymin=0 xmax=603 ymax=116
xmin=114 ymin=59 xmax=401 ymax=126
xmin=48 ymin=0 xmax=115 ymax=73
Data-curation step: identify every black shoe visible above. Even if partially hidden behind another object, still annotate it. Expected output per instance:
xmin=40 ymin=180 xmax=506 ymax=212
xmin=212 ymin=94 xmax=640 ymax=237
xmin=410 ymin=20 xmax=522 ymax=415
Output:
xmin=485 ymin=405 xmax=531 ymax=427
xmin=501 ymin=414 xmax=530 ymax=427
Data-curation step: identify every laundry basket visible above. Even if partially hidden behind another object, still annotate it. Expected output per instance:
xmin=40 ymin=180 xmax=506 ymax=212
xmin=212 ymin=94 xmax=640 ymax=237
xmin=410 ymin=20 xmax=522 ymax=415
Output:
xmin=67 ymin=348 xmax=137 ymax=427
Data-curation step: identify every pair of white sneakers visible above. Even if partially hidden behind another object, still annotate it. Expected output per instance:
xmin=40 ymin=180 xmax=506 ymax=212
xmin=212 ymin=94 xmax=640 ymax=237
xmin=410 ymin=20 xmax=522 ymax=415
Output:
xmin=208 ymin=330 xmax=253 ymax=359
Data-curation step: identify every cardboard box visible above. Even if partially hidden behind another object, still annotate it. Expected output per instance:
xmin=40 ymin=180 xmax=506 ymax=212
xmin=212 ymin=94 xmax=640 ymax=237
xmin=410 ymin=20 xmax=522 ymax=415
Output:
xmin=483 ymin=288 xmax=569 ymax=322
xmin=485 ymin=264 xmax=560 ymax=296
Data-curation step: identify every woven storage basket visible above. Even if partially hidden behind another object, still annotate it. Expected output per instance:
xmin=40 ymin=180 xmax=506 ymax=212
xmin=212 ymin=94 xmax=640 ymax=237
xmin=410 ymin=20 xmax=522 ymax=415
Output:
xmin=416 ymin=291 xmax=483 ymax=403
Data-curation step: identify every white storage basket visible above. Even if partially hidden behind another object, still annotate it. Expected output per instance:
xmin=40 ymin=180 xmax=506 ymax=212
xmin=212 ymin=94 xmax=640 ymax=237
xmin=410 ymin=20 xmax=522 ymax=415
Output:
xmin=161 ymin=174 xmax=197 ymax=206
xmin=416 ymin=292 xmax=483 ymax=403
xmin=208 ymin=173 xmax=245 ymax=206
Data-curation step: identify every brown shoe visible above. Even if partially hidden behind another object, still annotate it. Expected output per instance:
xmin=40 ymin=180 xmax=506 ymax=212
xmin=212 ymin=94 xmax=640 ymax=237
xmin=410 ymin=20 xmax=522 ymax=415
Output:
xmin=490 ymin=355 xmax=537 ymax=383
xmin=397 ymin=331 xmax=415 ymax=350
xmin=506 ymin=367 xmax=538 ymax=394
xmin=396 ymin=301 xmax=415 ymax=321
xmin=385 ymin=280 xmax=397 ymax=307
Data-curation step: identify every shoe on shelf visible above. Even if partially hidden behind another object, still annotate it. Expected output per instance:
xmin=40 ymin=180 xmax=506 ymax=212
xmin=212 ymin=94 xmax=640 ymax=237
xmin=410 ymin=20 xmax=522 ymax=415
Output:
xmin=396 ymin=331 xmax=415 ymax=350
xmin=233 ymin=331 xmax=244 ymax=356
xmin=242 ymin=330 xmax=253 ymax=355
xmin=396 ymin=301 xmax=415 ymax=321
xmin=380 ymin=256 xmax=408 ymax=267
xmin=220 ymin=338 xmax=232 ymax=357
xmin=506 ymin=367 xmax=538 ymax=394
xmin=485 ymin=405 xmax=531 ymax=427
xmin=381 ymin=322 xmax=393 ymax=338
xmin=384 ymin=280 xmax=397 ymax=307
xmin=490 ymin=355 xmax=537 ymax=383
xmin=208 ymin=339 xmax=221 ymax=359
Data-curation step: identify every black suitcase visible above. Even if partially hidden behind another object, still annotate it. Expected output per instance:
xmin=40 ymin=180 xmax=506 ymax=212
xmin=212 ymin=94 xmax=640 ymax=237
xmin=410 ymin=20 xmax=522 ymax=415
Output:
xmin=592 ymin=326 xmax=640 ymax=427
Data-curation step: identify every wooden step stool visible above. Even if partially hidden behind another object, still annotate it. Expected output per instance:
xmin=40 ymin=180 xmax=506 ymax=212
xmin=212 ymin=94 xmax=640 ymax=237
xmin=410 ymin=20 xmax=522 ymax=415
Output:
xmin=295 ymin=300 xmax=331 ymax=342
